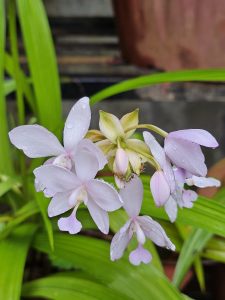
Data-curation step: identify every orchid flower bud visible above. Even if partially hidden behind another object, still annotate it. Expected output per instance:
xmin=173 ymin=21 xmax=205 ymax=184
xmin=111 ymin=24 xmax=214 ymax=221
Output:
xmin=113 ymin=148 xmax=129 ymax=176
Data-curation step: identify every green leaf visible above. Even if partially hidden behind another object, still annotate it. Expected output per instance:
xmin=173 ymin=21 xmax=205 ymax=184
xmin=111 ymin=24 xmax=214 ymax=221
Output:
xmin=22 ymin=274 xmax=132 ymax=300
xmin=194 ymin=257 xmax=205 ymax=291
xmin=4 ymin=79 xmax=16 ymax=96
xmin=90 ymin=69 xmax=225 ymax=104
xmin=0 ymin=224 xmax=37 ymax=300
xmin=203 ymin=237 xmax=225 ymax=263
xmin=33 ymin=233 xmax=185 ymax=300
xmin=172 ymin=229 xmax=212 ymax=287
xmin=8 ymin=0 xmax=25 ymax=125
xmin=35 ymin=192 xmax=54 ymax=250
xmin=0 ymin=176 xmax=20 ymax=197
xmin=0 ymin=0 xmax=13 ymax=175
xmin=16 ymin=0 xmax=62 ymax=132
xmin=4 ymin=53 xmax=35 ymax=111
xmin=0 ymin=201 xmax=39 ymax=240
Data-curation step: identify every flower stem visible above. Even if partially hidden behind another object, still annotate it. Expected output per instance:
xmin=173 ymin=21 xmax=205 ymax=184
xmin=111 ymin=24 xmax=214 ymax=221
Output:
xmin=125 ymin=124 xmax=168 ymax=137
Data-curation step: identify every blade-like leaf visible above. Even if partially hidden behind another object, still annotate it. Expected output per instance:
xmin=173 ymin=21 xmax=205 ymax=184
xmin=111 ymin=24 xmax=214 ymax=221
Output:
xmin=0 ymin=0 xmax=13 ymax=175
xmin=33 ymin=232 xmax=185 ymax=300
xmin=203 ymin=237 xmax=225 ymax=263
xmin=0 ymin=201 xmax=39 ymax=240
xmin=4 ymin=53 xmax=35 ymax=111
xmin=194 ymin=257 xmax=205 ymax=291
xmin=22 ymin=274 xmax=132 ymax=300
xmin=0 ymin=176 xmax=20 ymax=197
xmin=35 ymin=192 xmax=54 ymax=250
xmin=90 ymin=69 xmax=225 ymax=104
xmin=172 ymin=229 xmax=212 ymax=287
xmin=16 ymin=0 xmax=62 ymax=132
xmin=4 ymin=79 xmax=16 ymax=96
xmin=0 ymin=224 xmax=37 ymax=300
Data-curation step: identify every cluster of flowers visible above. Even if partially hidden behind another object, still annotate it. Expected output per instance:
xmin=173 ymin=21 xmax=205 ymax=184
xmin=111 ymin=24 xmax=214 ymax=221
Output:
xmin=9 ymin=97 xmax=220 ymax=265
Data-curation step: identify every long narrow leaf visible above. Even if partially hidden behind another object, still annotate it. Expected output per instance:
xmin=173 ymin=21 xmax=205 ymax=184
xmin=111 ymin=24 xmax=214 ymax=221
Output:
xmin=0 ymin=224 xmax=36 ymax=300
xmin=172 ymin=229 xmax=212 ymax=287
xmin=90 ymin=69 xmax=225 ymax=104
xmin=22 ymin=274 xmax=132 ymax=300
xmin=0 ymin=0 xmax=13 ymax=175
xmin=4 ymin=53 xmax=35 ymax=111
xmin=0 ymin=201 xmax=39 ymax=240
xmin=4 ymin=79 xmax=16 ymax=96
xmin=17 ymin=0 xmax=62 ymax=132
xmin=0 ymin=176 xmax=20 ymax=197
xmin=35 ymin=192 xmax=54 ymax=250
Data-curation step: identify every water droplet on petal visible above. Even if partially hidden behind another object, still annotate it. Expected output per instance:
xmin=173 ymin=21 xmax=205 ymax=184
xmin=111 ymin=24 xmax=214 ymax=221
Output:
xmin=66 ymin=123 xmax=73 ymax=129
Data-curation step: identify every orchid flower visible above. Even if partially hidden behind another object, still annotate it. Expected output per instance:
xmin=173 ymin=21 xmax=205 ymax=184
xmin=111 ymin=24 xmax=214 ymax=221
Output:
xmin=110 ymin=176 xmax=175 ymax=265
xmin=34 ymin=150 xmax=122 ymax=234
xmin=143 ymin=131 xmax=220 ymax=222
xmin=86 ymin=109 xmax=150 ymax=187
xmin=164 ymin=129 xmax=219 ymax=176
xmin=9 ymin=97 xmax=107 ymax=172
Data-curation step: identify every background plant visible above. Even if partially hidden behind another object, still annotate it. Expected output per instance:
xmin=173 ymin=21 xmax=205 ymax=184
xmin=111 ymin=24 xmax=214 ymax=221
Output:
xmin=1 ymin=0 xmax=225 ymax=299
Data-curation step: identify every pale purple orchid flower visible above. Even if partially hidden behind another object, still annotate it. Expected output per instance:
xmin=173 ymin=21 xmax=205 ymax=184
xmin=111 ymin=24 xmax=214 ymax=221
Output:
xmin=110 ymin=176 xmax=175 ymax=265
xmin=34 ymin=151 xmax=122 ymax=234
xmin=164 ymin=129 xmax=219 ymax=177
xmin=143 ymin=131 xmax=220 ymax=222
xmin=9 ymin=97 xmax=107 ymax=172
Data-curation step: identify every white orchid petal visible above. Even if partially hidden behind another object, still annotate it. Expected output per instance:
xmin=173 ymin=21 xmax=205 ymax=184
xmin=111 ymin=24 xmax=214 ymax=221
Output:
xmin=86 ymin=199 xmax=109 ymax=234
xmin=9 ymin=125 xmax=64 ymax=158
xmin=150 ymin=171 xmax=170 ymax=206
xmin=64 ymin=97 xmax=91 ymax=151
xmin=165 ymin=137 xmax=207 ymax=176
xmin=143 ymin=131 xmax=166 ymax=167
xmin=119 ymin=175 xmax=143 ymax=218
xmin=164 ymin=196 xmax=178 ymax=223
xmin=181 ymin=190 xmax=198 ymax=208
xmin=34 ymin=165 xmax=80 ymax=194
xmin=137 ymin=216 xmax=175 ymax=251
xmin=48 ymin=191 xmax=72 ymax=217
xmin=186 ymin=176 xmax=221 ymax=188
xmin=77 ymin=138 xmax=107 ymax=170
xmin=74 ymin=150 xmax=99 ymax=181
xmin=87 ymin=179 xmax=122 ymax=211
xmin=110 ymin=220 xmax=132 ymax=261
xmin=169 ymin=129 xmax=219 ymax=148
